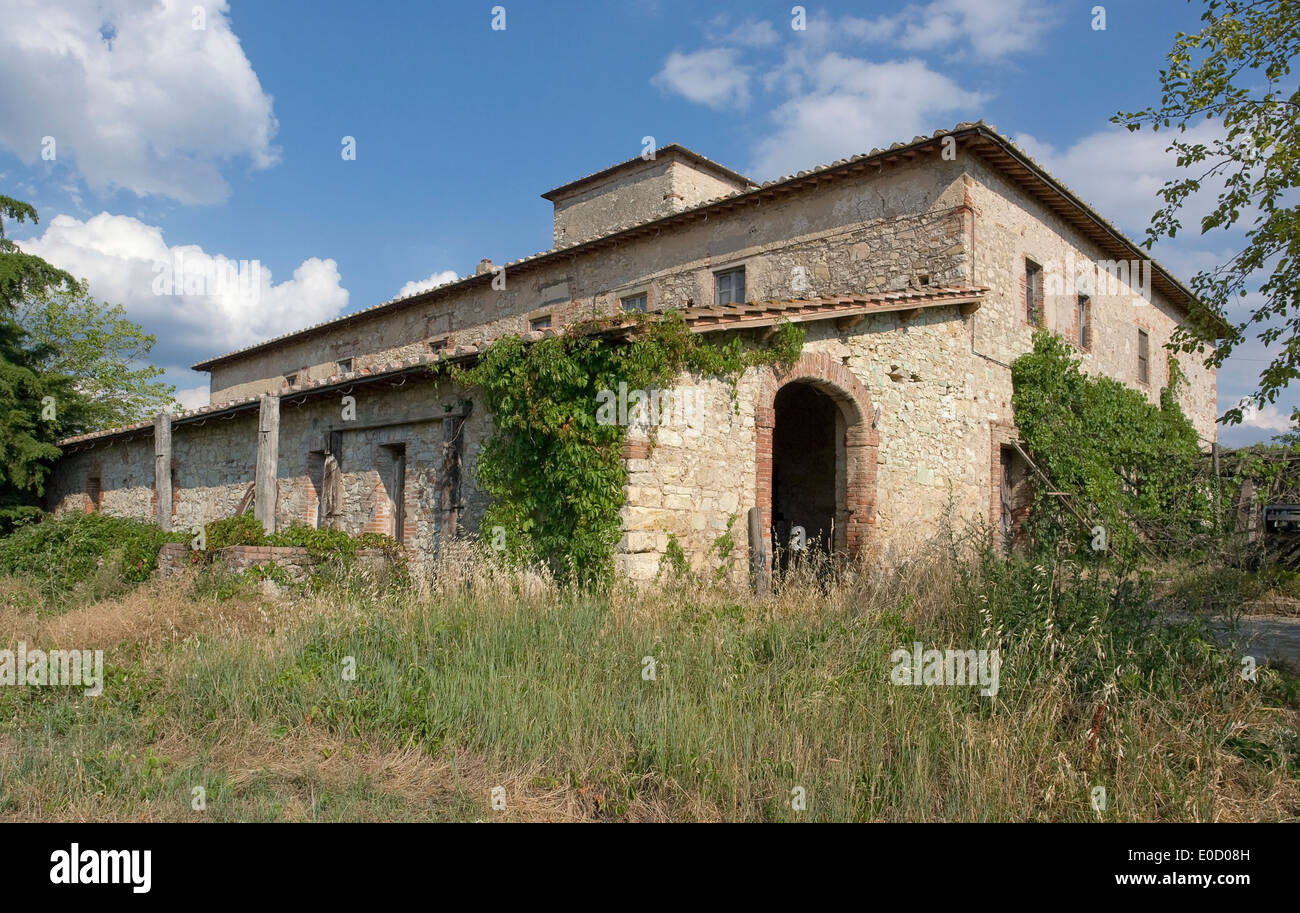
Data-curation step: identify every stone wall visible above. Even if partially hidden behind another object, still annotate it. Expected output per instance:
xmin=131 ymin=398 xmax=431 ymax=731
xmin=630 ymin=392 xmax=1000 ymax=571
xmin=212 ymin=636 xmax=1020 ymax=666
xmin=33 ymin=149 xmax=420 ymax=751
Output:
xmin=53 ymin=136 xmax=1220 ymax=584
xmin=47 ymin=433 xmax=154 ymax=520
xmin=206 ymin=157 xmax=973 ymax=403
xmin=157 ymin=542 xmax=393 ymax=583
xmin=963 ymin=158 xmax=1217 ymax=443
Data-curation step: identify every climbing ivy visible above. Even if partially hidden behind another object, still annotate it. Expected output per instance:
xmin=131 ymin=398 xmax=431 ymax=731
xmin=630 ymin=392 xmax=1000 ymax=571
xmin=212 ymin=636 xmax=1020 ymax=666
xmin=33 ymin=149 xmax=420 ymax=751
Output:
xmin=1011 ymin=331 xmax=1209 ymax=562
xmin=454 ymin=310 xmax=803 ymax=584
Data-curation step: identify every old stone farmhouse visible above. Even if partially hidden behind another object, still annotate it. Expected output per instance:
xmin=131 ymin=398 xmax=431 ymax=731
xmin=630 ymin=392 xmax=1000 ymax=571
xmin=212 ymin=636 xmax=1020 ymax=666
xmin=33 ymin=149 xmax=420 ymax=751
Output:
xmin=48 ymin=122 xmax=1220 ymax=580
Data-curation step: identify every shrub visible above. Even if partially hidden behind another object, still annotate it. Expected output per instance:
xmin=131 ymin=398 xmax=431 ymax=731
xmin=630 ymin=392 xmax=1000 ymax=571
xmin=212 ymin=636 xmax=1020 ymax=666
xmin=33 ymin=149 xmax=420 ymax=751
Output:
xmin=0 ymin=511 xmax=184 ymax=608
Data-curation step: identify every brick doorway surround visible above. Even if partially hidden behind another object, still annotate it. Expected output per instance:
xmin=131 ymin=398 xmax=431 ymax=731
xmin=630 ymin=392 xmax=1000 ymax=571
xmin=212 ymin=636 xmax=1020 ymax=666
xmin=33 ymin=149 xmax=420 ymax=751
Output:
xmin=754 ymin=351 xmax=878 ymax=562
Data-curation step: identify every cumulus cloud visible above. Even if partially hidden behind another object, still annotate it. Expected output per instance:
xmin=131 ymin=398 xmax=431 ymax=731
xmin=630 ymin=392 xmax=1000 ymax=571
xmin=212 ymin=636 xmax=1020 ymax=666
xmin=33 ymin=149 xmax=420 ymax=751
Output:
xmin=16 ymin=213 xmax=349 ymax=369
xmin=397 ymin=269 xmax=459 ymax=299
xmin=173 ymin=384 xmax=212 ymax=412
xmin=652 ymin=48 xmax=752 ymax=110
xmin=847 ymin=0 xmax=1059 ymax=60
xmin=750 ymin=55 xmax=985 ymax=178
xmin=1010 ymin=123 xmax=1228 ymax=238
xmin=0 ymin=0 xmax=279 ymax=203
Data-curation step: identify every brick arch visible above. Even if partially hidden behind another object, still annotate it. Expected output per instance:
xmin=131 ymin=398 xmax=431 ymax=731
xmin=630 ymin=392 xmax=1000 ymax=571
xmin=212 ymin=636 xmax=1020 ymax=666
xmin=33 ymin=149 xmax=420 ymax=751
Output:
xmin=755 ymin=351 xmax=878 ymax=557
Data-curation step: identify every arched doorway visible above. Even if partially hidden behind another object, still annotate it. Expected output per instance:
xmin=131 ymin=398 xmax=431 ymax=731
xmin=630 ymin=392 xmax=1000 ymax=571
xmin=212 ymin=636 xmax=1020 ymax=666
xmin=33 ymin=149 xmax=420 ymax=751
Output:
xmin=755 ymin=351 xmax=878 ymax=573
xmin=771 ymin=382 xmax=842 ymax=562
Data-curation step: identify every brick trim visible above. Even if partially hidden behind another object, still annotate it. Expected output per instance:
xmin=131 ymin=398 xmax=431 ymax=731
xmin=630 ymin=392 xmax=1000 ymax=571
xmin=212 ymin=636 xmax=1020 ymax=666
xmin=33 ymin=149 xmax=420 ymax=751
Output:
xmin=754 ymin=351 xmax=878 ymax=561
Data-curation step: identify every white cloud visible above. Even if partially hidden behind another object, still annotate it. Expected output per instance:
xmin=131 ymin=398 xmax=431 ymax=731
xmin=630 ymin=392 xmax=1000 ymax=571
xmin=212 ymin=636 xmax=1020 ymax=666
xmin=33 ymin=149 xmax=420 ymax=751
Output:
xmin=750 ymin=55 xmax=985 ymax=178
xmin=173 ymin=384 xmax=211 ymax=411
xmin=1010 ymin=123 xmax=1230 ymax=238
xmin=652 ymin=48 xmax=752 ymax=110
xmin=0 ymin=0 xmax=279 ymax=203
xmin=16 ymin=212 xmax=349 ymax=368
xmin=1237 ymin=403 xmax=1292 ymax=432
xmin=726 ymin=20 xmax=780 ymax=48
xmin=848 ymin=0 xmax=1059 ymax=60
xmin=397 ymin=269 xmax=459 ymax=299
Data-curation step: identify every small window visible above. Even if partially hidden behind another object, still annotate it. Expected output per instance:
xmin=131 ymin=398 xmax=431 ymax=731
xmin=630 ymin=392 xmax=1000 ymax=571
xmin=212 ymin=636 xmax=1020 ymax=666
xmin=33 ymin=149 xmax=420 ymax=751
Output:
xmin=1137 ymin=329 xmax=1150 ymax=383
xmin=621 ymin=293 xmax=647 ymax=313
xmin=427 ymin=336 xmax=449 ymax=352
xmin=1025 ymin=260 xmax=1042 ymax=325
xmin=530 ymin=315 xmax=552 ymax=332
xmin=714 ymin=266 xmax=746 ymax=306
xmin=285 ymin=372 xmax=298 ymax=387
xmin=1076 ymin=295 xmax=1091 ymax=350
xmin=336 ymin=358 xmax=353 ymax=374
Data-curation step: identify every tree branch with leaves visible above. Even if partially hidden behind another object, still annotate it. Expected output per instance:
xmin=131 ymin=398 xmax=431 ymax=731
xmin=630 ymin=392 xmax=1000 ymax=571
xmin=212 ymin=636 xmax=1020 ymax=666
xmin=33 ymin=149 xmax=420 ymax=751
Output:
xmin=1115 ymin=0 xmax=1300 ymax=425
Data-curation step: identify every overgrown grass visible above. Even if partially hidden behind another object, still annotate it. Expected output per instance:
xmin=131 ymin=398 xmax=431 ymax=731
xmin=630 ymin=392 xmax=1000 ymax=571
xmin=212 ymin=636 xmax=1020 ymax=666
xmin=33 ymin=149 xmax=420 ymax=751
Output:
xmin=0 ymin=535 xmax=1294 ymax=822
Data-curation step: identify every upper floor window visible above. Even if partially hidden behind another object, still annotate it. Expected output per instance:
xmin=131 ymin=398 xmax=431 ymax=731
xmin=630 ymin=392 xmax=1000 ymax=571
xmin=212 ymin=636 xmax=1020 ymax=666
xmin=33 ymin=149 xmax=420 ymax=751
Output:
xmin=336 ymin=358 xmax=353 ymax=374
xmin=714 ymin=266 xmax=746 ymax=306
xmin=1076 ymin=295 xmax=1091 ymax=350
xmin=530 ymin=315 xmax=552 ymax=332
xmin=621 ymin=292 xmax=647 ymax=313
xmin=1137 ymin=329 xmax=1150 ymax=384
xmin=1025 ymin=259 xmax=1042 ymax=325
xmin=285 ymin=372 xmax=298 ymax=387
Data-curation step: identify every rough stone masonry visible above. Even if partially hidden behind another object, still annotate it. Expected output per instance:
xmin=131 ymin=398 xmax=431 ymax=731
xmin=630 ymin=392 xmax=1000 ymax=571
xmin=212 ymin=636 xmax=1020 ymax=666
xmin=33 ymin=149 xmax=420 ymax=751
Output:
xmin=48 ymin=123 xmax=1220 ymax=581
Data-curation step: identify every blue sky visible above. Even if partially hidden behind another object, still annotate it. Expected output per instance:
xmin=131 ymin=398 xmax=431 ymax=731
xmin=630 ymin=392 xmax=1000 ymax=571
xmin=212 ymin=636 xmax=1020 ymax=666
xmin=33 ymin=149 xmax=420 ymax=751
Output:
xmin=0 ymin=0 xmax=1289 ymax=445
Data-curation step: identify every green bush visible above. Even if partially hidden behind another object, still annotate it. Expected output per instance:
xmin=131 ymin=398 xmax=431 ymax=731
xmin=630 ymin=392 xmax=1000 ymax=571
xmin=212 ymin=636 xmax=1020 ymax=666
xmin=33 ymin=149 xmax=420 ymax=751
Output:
xmin=203 ymin=511 xmax=265 ymax=550
xmin=0 ymin=511 xmax=185 ymax=606
xmin=1011 ymin=331 xmax=1209 ymax=561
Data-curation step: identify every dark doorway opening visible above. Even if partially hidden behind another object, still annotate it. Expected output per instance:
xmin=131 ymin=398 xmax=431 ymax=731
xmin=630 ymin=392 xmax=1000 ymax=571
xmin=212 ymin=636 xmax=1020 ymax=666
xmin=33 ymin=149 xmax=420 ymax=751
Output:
xmin=999 ymin=445 xmax=1031 ymax=553
xmin=771 ymin=382 xmax=842 ymax=569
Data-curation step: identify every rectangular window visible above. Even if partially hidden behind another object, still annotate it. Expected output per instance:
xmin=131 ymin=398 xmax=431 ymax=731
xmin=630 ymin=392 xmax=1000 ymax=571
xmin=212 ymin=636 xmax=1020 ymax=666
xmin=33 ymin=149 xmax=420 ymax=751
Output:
xmin=1025 ymin=260 xmax=1042 ymax=325
xmin=621 ymin=293 xmax=647 ymax=313
xmin=1076 ymin=295 xmax=1091 ymax=350
xmin=285 ymin=372 xmax=298 ymax=387
xmin=530 ymin=315 xmax=552 ymax=331
xmin=1137 ymin=329 xmax=1150 ymax=383
xmin=714 ymin=266 xmax=746 ymax=306
xmin=336 ymin=358 xmax=353 ymax=374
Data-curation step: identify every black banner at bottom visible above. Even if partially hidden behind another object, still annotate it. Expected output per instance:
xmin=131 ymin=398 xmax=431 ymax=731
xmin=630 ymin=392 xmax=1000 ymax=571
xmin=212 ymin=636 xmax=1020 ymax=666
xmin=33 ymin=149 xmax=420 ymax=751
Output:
xmin=1 ymin=823 xmax=1280 ymax=899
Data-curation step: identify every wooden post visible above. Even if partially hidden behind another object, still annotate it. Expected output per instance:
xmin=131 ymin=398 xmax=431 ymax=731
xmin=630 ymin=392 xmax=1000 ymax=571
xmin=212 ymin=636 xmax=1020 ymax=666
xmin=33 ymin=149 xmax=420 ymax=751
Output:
xmin=321 ymin=430 xmax=342 ymax=530
xmin=153 ymin=412 xmax=172 ymax=531
xmin=438 ymin=407 xmax=467 ymax=551
xmin=748 ymin=506 xmax=770 ymax=594
xmin=255 ymin=394 xmax=280 ymax=535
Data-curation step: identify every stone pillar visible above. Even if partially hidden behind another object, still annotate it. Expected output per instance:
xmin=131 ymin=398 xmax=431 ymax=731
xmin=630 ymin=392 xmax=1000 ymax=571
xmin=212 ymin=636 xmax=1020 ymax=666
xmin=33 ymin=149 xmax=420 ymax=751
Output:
xmin=255 ymin=394 xmax=280 ymax=535
xmin=153 ymin=412 xmax=173 ymax=531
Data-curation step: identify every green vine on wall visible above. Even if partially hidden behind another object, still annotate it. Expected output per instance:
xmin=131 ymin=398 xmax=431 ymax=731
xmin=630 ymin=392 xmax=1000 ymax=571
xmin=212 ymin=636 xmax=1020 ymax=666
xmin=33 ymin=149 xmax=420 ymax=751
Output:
xmin=453 ymin=310 xmax=803 ymax=584
xmin=1010 ymin=330 xmax=1209 ymax=562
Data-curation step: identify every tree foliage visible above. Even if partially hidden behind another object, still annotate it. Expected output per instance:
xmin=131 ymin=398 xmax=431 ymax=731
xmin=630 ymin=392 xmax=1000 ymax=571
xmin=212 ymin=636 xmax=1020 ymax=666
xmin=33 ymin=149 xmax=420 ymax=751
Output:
xmin=0 ymin=194 xmax=170 ymax=529
xmin=0 ymin=195 xmax=73 ymax=313
xmin=17 ymin=278 xmax=178 ymax=430
xmin=1115 ymin=0 xmax=1300 ymax=424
